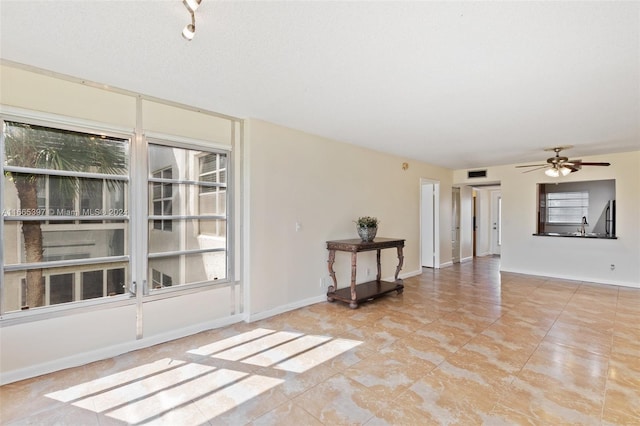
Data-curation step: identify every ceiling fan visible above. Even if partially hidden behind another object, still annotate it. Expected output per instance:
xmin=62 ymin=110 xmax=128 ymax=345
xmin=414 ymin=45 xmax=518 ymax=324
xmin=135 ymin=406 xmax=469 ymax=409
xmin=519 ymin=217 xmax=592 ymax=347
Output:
xmin=516 ymin=146 xmax=611 ymax=177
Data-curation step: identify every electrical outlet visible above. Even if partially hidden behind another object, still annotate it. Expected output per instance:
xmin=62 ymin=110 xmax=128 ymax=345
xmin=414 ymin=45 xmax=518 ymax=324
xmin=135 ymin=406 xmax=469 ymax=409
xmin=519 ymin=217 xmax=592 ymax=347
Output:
xmin=366 ymin=267 xmax=371 ymax=277
xmin=610 ymin=264 xmax=615 ymax=271
xmin=319 ymin=277 xmax=324 ymax=288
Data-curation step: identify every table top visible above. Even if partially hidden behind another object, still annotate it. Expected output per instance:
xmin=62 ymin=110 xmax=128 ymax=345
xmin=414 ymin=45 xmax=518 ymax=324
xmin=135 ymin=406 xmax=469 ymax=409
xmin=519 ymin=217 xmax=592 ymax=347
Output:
xmin=326 ymin=238 xmax=405 ymax=252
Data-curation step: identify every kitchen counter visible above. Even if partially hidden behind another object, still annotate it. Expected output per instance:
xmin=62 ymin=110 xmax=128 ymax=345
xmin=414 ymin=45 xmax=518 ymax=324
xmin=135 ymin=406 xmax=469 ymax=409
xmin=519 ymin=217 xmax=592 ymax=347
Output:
xmin=534 ymin=232 xmax=617 ymax=239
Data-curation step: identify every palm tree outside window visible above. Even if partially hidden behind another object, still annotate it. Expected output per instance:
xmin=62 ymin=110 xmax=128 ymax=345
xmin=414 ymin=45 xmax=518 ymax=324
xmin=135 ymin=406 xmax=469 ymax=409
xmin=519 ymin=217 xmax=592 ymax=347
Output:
xmin=2 ymin=120 xmax=129 ymax=310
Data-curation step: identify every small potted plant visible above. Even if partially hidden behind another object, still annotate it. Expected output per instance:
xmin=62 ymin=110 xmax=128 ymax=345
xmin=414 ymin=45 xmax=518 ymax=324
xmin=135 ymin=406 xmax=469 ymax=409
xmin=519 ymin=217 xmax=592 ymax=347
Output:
xmin=354 ymin=216 xmax=379 ymax=242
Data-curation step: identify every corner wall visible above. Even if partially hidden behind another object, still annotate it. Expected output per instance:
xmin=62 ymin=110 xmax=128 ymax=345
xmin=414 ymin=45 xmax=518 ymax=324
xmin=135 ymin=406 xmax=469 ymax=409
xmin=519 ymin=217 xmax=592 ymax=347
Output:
xmin=245 ymin=119 xmax=454 ymax=318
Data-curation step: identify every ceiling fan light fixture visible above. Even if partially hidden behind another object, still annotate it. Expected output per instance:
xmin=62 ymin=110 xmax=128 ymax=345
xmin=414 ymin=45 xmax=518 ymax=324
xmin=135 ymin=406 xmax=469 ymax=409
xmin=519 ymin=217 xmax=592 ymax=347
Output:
xmin=545 ymin=167 xmax=560 ymax=178
xmin=560 ymin=166 xmax=571 ymax=176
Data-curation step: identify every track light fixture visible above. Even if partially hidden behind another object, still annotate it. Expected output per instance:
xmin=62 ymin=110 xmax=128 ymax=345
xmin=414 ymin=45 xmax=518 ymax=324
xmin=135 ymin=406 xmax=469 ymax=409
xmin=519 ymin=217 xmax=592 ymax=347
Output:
xmin=184 ymin=0 xmax=201 ymax=12
xmin=182 ymin=16 xmax=196 ymax=41
xmin=181 ymin=0 xmax=202 ymax=41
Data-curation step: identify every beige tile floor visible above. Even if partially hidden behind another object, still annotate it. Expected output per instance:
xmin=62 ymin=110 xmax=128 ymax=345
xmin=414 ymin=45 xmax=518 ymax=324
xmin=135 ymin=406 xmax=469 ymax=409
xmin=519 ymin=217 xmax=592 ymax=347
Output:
xmin=1 ymin=256 xmax=639 ymax=425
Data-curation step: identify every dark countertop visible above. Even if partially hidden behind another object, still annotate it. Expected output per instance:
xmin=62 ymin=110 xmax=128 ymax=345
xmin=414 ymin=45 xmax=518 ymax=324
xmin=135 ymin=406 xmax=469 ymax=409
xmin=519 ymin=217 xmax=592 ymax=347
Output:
xmin=534 ymin=232 xmax=617 ymax=239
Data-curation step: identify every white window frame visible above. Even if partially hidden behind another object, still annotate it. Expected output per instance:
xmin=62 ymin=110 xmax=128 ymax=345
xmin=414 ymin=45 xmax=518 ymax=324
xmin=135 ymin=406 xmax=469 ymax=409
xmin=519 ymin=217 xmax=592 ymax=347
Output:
xmin=146 ymin=138 xmax=232 ymax=295
xmin=1 ymin=110 xmax=236 ymax=323
xmin=1 ymin=115 xmax=132 ymax=315
xmin=545 ymin=191 xmax=589 ymax=225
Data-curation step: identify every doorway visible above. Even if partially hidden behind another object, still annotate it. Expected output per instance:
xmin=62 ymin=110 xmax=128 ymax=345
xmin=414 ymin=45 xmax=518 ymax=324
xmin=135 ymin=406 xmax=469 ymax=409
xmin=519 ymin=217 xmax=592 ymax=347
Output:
xmin=420 ymin=179 xmax=440 ymax=268
xmin=467 ymin=184 xmax=501 ymax=258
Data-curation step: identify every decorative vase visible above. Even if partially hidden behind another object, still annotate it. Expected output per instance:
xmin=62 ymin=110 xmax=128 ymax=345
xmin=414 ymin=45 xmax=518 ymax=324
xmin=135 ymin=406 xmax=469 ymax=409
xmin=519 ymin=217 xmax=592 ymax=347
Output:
xmin=357 ymin=226 xmax=377 ymax=242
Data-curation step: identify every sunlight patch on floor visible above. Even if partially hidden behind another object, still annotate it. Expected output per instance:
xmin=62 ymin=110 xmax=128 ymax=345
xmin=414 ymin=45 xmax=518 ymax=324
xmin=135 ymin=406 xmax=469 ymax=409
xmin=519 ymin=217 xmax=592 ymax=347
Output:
xmin=44 ymin=328 xmax=361 ymax=423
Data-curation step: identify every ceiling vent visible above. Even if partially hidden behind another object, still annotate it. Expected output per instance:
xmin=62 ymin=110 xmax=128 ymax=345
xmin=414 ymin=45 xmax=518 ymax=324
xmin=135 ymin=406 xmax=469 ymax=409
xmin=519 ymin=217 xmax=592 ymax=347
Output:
xmin=467 ymin=170 xmax=487 ymax=179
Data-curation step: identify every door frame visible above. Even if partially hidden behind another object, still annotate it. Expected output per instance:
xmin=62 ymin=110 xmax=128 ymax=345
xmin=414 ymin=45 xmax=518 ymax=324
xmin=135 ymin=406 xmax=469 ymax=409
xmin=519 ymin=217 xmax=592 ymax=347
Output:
xmin=490 ymin=190 xmax=502 ymax=255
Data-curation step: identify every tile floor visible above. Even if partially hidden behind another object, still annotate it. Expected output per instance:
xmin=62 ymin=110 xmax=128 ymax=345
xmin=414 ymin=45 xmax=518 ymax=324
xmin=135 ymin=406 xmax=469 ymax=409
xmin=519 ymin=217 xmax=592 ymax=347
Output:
xmin=1 ymin=256 xmax=639 ymax=425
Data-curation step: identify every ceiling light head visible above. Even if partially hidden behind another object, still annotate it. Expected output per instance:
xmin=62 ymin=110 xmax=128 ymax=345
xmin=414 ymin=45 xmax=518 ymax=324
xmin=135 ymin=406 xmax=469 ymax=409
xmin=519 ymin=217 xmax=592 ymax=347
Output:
xmin=181 ymin=0 xmax=200 ymax=40
xmin=182 ymin=23 xmax=195 ymax=41
xmin=183 ymin=0 xmax=201 ymax=13
xmin=560 ymin=166 xmax=571 ymax=176
xmin=545 ymin=167 xmax=560 ymax=178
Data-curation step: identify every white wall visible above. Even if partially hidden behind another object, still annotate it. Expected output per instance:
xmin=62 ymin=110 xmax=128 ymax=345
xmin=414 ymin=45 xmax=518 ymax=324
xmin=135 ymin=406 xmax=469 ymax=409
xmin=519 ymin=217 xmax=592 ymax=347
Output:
xmin=245 ymin=119 xmax=454 ymax=318
xmin=454 ymin=151 xmax=640 ymax=288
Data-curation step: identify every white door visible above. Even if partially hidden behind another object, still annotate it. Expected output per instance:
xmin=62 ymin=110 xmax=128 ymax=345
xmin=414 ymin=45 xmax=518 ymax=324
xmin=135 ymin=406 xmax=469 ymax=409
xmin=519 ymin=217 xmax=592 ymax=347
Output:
xmin=420 ymin=181 xmax=439 ymax=268
xmin=490 ymin=190 xmax=502 ymax=255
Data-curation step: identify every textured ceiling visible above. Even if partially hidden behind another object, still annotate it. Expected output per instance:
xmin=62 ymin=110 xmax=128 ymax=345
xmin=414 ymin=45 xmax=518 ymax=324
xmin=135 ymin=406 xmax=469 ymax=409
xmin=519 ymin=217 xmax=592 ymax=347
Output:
xmin=1 ymin=1 xmax=638 ymax=169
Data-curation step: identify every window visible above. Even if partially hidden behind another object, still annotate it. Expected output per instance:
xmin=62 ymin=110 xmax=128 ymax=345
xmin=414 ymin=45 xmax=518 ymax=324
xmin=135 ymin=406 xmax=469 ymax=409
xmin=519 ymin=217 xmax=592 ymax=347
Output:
xmin=2 ymin=120 xmax=130 ymax=311
xmin=546 ymin=191 xmax=589 ymax=224
xmin=82 ymin=270 xmax=104 ymax=300
xmin=198 ymin=153 xmax=226 ymax=236
xmin=152 ymin=168 xmax=173 ymax=231
xmin=151 ymin=269 xmax=173 ymax=289
xmin=148 ymin=144 xmax=229 ymax=291
xmin=1 ymin=118 xmax=232 ymax=315
xmin=199 ymin=153 xmax=226 ymax=195
xmin=106 ymin=268 xmax=126 ymax=296
xmin=49 ymin=274 xmax=74 ymax=305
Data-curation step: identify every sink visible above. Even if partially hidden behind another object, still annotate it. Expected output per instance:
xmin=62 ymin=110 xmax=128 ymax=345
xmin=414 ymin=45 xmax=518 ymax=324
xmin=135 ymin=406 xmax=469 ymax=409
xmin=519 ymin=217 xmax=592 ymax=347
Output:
xmin=570 ymin=231 xmax=603 ymax=237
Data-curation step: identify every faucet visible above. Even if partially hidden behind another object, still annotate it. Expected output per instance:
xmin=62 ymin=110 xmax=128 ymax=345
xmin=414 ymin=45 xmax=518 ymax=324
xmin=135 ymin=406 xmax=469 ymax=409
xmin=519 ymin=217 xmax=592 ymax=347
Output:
xmin=581 ymin=216 xmax=588 ymax=235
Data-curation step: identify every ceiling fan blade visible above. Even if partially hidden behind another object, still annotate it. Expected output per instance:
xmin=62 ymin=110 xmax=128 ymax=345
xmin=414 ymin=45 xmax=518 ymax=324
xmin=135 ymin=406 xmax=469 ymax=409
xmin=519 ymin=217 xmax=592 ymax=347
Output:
xmin=574 ymin=162 xmax=611 ymax=166
xmin=566 ymin=159 xmax=611 ymax=166
xmin=518 ymin=148 xmax=611 ymax=173
xmin=522 ymin=166 xmax=548 ymax=173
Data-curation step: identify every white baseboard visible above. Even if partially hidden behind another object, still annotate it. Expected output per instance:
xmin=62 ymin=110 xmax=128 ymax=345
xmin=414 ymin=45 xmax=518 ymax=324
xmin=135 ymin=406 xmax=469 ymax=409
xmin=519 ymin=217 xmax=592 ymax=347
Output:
xmin=499 ymin=267 xmax=640 ymax=289
xmin=382 ymin=269 xmax=422 ymax=281
xmin=245 ymin=294 xmax=326 ymax=322
xmin=439 ymin=261 xmax=454 ymax=268
xmin=0 ymin=314 xmax=245 ymax=386
xmin=246 ymin=269 xmax=423 ymax=323
xmin=460 ymin=256 xmax=473 ymax=263
xmin=400 ymin=269 xmax=423 ymax=279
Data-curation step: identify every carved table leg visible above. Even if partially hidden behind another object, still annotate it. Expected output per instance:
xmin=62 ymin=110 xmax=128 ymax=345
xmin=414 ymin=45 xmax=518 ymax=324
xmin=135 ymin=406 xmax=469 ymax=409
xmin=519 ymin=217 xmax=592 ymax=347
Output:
xmin=395 ymin=245 xmax=404 ymax=294
xmin=350 ymin=251 xmax=358 ymax=308
xmin=327 ymin=249 xmax=337 ymax=302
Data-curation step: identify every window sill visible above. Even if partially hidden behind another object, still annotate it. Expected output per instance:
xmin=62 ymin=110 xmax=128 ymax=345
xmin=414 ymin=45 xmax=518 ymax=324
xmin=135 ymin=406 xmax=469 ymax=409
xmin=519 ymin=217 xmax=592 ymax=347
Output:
xmin=0 ymin=294 xmax=136 ymax=327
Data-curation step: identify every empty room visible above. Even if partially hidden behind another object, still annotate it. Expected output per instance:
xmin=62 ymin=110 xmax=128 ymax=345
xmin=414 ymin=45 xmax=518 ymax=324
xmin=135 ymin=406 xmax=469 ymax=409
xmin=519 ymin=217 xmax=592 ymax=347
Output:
xmin=0 ymin=1 xmax=639 ymax=424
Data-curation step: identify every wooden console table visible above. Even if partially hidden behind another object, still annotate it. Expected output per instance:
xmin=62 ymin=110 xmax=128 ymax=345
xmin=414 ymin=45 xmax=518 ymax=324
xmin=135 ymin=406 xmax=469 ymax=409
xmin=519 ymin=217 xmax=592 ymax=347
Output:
xmin=326 ymin=238 xmax=405 ymax=308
